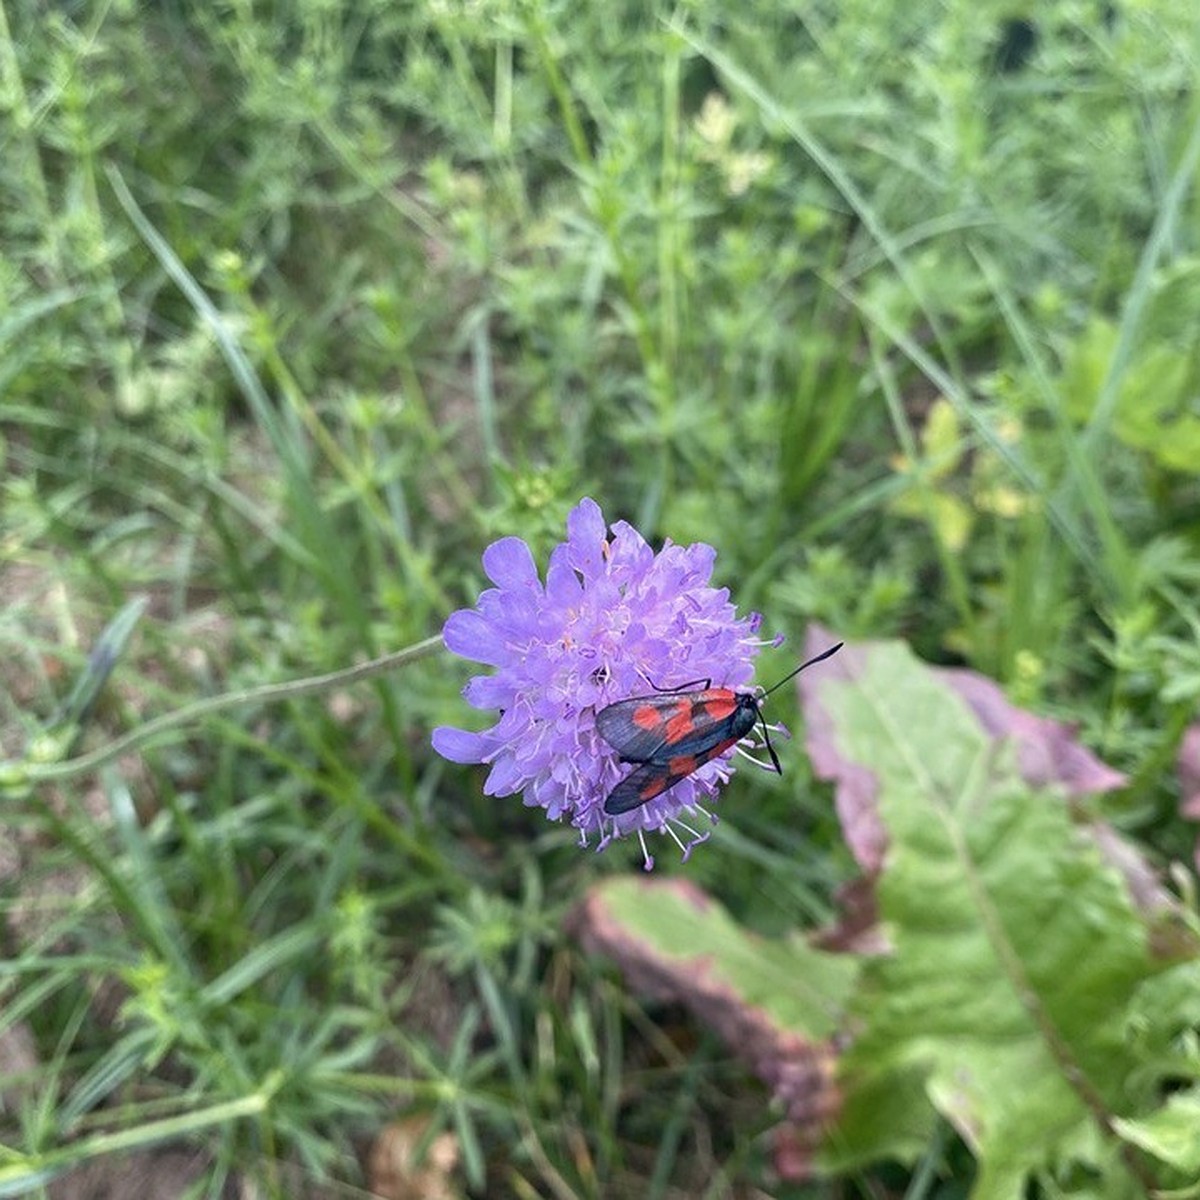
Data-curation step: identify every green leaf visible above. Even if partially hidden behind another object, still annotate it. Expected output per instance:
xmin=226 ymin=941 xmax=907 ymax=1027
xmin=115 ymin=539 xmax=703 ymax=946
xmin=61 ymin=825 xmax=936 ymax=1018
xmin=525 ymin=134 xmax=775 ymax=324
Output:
xmin=1059 ymin=314 xmax=1200 ymax=474
xmin=812 ymin=639 xmax=1171 ymax=1198
xmin=1114 ymin=1089 xmax=1200 ymax=1176
xmin=573 ymin=876 xmax=859 ymax=1173
xmin=576 ymin=877 xmax=857 ymax=1040
xmin=34 ymin=597 xmax=149 ymax=760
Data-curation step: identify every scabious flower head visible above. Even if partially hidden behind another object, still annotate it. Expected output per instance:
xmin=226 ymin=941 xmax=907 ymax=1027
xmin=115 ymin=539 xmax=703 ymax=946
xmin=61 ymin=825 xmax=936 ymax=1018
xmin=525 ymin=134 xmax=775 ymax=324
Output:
xmin=432 ymin=498 xmax=778 ymax=867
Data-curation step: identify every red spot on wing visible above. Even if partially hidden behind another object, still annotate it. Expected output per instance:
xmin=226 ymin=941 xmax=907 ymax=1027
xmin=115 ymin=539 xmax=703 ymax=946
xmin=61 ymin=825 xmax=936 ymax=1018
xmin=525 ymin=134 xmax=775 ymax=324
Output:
xmin=667 ymin=754 xmax=700 ymax=778
xmin=664 ymin=693 xmax=742 ymax=746
xmin=698 ymin=690 xmax=738 ymax=722
xmin=640 ymin=744 xmax=730 ymax=802
xmin=664 ymin=702 xmax=699 ymax=744
xmin=671 ymin=736 xmax=741 ymax=780
xmin=632 ymin=704 xmax=665 ymax=732
xmin=639 ymin=767 xmax=676 ymax=800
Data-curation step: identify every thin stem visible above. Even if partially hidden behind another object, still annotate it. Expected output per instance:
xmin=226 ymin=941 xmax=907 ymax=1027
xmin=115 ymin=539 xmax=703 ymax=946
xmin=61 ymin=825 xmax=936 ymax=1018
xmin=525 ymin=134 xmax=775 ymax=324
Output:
xmin=25 ymin=635 xmax=445 ymax=784
xmin=0 ymin=1078 xmax=281 ymax=1190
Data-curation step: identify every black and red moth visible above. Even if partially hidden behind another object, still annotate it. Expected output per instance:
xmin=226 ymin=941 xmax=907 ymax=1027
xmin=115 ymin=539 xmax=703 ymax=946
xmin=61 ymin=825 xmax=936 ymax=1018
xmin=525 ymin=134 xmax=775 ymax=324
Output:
xmin=595 ymin=642 xmax=843 ymax=815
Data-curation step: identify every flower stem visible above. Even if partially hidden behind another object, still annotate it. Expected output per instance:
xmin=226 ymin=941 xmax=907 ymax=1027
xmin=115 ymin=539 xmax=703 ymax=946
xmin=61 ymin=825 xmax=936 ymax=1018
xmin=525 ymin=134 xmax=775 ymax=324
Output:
xmin=25 ymin=635 xmax=445 ymax=783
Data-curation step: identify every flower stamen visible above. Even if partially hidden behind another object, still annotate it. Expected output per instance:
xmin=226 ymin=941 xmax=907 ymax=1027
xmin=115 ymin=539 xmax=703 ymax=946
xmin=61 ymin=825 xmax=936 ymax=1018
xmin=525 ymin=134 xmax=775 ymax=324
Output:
xmin=637 ymin=829 xmax=654 ymax=871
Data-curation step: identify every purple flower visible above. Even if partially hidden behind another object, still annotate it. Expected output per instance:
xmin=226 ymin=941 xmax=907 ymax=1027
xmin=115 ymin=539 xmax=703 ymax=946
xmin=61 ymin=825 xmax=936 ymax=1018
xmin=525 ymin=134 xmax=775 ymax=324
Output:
xmin=432 ymin=498 xmax=777 ymax=867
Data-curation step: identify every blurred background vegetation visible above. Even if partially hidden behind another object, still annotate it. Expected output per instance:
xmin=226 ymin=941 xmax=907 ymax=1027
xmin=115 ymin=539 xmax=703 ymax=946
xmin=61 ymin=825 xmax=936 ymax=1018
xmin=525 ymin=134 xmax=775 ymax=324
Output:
xmin=2 ymin=0 xmax=1200 ymax=1195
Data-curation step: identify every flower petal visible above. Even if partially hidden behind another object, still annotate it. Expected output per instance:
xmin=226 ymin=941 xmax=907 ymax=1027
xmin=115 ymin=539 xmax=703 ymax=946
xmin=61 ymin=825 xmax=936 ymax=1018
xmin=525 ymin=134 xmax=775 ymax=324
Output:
xmin=566 ymin=497 xmax=607 ymax=581
xmin=443 ymin=610 xmax=508 ymax=666
xmin=545 ymin=546 xmax=583 ymax=606
xmin=483 ymin=754 xmax=524 ymax=796
xmin=608 ymin=520 xmax=653 ymax=578
xmin=482 ymin=537 xmax=539 ymax=590
xmin=463 ymin=673 xmax=514 ymax=710
xmin=432 ymin=726 xmax=493 ymax=763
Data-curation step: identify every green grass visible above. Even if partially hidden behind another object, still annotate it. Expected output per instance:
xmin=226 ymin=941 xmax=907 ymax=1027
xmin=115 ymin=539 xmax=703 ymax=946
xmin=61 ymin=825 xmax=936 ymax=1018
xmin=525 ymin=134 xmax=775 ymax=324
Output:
xmin=2 ymin=0 xmax=1200 ymax=1195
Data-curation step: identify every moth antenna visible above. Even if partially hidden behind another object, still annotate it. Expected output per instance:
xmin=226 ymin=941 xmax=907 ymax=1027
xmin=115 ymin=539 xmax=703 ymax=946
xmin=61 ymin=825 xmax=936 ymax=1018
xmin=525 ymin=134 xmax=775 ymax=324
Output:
xmin=761 ymin=642 xmax=844 ymax=698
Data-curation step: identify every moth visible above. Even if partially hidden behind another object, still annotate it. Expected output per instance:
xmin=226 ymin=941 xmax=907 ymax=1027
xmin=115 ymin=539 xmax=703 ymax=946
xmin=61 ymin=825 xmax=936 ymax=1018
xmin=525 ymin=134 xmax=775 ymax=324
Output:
xmin=595 ymin=642 xmax=843 ymax=814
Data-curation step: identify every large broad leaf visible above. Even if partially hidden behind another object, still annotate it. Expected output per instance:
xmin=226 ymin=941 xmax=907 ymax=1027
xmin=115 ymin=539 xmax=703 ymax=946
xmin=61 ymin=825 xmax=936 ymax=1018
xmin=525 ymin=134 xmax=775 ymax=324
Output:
xmin=802 ymin=634 xmax=1184 ymax=1199
xmin=569 ymin=876 xmax=859 ymax=1174
xmin=803 ymin=631 xmax=1128 ymax=874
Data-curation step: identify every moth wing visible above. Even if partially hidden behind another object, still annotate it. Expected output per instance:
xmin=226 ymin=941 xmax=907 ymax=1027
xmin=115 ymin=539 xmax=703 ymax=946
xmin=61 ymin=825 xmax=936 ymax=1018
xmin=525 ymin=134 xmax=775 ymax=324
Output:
xmin=595 ymin=696 xmax=672 ymax=762
xmin=664 ymin=731 xmax=743 ymax=770
xmin=602 ymin=735 xmax=745 ymax=817
xmin=657 ymin=691 xmax=743 ymax=760
xmin=596 ymin=689 xmax=740 ymax=763
xmin=603 ymin=760 xmax=674 ymax=815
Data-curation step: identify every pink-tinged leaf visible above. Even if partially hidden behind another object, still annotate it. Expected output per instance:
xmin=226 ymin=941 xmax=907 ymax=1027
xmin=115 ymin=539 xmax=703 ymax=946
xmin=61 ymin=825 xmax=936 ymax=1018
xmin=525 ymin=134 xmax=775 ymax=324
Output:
xmin=568 ymin=876 xmax=858 ymax=1180
xmin=796 ymin=633 xmax=887 ymax=872
xmin=1088 ymin=823 xmax=1173 ymax=918
xmin=800 ymin=624 xmax=1127 ymax=874
xmin=935 ymin=668 xmax=1128 ymax=795
xmin=1177 ymin=724 xmax=1200 ymax=871
xmin=1086 ymin=823 xmax=1195 ymax=960
xmin=793 ymin=628 xmax=1198 ymax=1190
